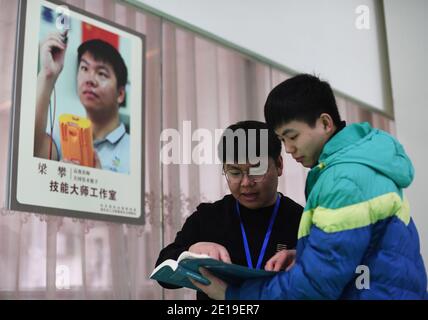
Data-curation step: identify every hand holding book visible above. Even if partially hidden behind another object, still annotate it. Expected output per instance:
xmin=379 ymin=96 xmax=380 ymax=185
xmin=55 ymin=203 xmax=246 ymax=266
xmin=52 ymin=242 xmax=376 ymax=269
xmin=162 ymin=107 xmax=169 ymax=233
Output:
xmin=189 ymin=267 xmax=227 ymax=300
xmin=188 ymin=242 xmax=232 ymax=263
xmin=150 ymin=250 xmax=277 ymax=291
xmin=264 ymin=249 xmax=296 ymax=272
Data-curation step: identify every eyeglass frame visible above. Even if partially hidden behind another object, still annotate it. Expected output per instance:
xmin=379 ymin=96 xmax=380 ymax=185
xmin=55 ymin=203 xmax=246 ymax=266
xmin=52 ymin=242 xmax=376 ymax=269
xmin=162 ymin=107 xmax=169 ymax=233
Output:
xmin=222 ymin=163 xmax=271 ymax=184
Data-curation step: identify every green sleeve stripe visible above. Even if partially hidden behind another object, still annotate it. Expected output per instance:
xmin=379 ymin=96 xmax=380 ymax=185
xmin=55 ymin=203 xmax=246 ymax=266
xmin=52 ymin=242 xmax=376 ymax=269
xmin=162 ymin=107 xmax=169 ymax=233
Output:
xmin=298 ymin=193 xmax=410 ymax=238
xmin=297 ymin=210 xmax=314 ymax=239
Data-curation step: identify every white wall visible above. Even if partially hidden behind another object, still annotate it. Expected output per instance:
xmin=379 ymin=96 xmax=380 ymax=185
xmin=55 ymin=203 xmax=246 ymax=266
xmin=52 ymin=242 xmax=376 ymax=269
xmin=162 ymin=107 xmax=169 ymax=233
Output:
xmin=384 ymin=0 xmax=428 ymax=270
xmin=134 ymin=0 xmax=390 ymax=112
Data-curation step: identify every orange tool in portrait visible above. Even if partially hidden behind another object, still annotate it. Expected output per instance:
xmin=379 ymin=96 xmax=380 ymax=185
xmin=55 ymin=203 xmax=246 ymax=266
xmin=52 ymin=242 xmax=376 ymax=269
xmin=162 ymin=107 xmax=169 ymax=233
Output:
xmin=59 ymin=114 xmax=95 ymax=167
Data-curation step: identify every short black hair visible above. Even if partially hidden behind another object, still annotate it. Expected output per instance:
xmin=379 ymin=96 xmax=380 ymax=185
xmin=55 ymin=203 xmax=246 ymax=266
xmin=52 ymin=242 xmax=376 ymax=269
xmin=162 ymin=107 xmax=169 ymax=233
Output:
xmin=77 ymin=39 xmax=128 ymax=106
xmin=264 ymin=74 xmax=342 ymax=129
xmin=217 ymin=120 xmax=282 ymax=164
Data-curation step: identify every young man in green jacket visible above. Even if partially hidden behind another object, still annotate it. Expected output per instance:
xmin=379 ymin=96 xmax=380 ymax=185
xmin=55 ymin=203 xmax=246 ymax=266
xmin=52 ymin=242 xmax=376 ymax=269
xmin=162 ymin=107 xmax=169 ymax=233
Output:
xmin=192 ymin=74 xmax=427 ymax=300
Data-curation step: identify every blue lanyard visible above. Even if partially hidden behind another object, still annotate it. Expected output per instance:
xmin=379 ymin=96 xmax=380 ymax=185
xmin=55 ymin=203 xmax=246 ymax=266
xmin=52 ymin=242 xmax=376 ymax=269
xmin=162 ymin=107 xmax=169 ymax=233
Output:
xmin=235 ymin=194 xmax=281 ymax=270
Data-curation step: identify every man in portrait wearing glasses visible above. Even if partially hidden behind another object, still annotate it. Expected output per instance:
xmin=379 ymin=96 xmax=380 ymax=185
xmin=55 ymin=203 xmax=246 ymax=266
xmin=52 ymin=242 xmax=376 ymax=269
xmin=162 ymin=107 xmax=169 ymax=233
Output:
xmin=155 ymin=120 xmax=303 ymax=300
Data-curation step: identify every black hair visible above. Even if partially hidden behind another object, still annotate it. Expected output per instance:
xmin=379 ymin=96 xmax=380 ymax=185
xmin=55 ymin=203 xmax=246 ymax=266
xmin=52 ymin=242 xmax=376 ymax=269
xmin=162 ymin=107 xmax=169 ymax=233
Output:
xmin=77 ymin=39 xmax=128 ymax=106
xmin=217 ymin=120 xmax=282 ymax=164
xmin=264 ymin=74 xmax=342 ymax=129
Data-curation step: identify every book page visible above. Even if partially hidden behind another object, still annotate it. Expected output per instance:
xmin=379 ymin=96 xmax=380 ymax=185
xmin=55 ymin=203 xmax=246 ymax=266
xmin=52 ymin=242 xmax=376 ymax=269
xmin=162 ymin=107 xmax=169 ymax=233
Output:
xmin=150 ymin=259 xmax=178 ymax=278
xmin=177 ymin=251 xmax=210 ymax=262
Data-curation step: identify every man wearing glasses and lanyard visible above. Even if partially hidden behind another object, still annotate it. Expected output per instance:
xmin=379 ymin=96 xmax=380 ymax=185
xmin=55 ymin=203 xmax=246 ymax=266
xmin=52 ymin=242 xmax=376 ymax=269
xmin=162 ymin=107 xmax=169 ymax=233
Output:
xmin=155 ymin=120 xmax=303 ymax=300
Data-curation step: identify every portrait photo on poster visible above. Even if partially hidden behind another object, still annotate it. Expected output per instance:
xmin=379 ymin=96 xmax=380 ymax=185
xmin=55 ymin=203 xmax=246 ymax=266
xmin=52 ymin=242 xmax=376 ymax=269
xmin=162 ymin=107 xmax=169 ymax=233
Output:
xmin=7 ymin=0 xmax=145 ymax=224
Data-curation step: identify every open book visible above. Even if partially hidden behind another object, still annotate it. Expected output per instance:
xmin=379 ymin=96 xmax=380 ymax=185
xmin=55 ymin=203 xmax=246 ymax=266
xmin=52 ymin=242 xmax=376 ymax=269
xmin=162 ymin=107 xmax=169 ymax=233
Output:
xmin=150 ymin=251 xmax=277 ymax=291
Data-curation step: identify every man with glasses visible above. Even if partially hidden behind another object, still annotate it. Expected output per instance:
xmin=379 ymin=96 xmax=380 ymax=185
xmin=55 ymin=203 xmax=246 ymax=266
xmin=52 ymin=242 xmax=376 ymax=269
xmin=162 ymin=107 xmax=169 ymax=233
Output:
xmin=155 ymin=120 xmax=303 ymax=300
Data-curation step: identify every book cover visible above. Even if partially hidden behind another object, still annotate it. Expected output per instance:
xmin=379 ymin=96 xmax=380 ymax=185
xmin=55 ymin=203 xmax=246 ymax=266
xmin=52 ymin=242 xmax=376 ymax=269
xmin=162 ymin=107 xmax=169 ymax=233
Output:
xmin=150 ymin=251 xmax=277 ymax=291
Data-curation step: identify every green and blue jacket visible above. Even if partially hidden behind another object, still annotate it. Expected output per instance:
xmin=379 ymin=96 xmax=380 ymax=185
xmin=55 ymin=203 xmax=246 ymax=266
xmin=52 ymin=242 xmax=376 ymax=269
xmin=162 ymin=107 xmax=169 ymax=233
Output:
xmin=227 ymin=122 xmax=427 ymax=299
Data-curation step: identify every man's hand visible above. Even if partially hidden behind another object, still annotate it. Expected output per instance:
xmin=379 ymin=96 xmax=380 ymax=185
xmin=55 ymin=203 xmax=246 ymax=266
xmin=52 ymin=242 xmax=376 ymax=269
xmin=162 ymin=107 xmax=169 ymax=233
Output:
xmin=189 ymin=242 xmax=231 ymax=263
xmin=264 ymin=249 xmax=296 ymax=272
xmin=39 ymin=32 xmax=68 ymax=80
xmin=190 ymin=268 xmax=227 ymax=300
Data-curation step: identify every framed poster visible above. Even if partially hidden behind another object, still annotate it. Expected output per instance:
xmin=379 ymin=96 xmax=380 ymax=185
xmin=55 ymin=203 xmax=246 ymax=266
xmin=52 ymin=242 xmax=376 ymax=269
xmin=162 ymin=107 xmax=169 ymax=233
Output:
xmin=7 ymin=0 xmax=145 ymax=224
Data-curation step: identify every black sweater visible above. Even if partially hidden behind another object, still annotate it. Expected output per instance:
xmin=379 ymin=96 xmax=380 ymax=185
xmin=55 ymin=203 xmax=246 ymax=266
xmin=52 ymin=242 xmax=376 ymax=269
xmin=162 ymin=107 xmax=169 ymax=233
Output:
xmin=155 ymin=193 xmax=303 ymax=300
